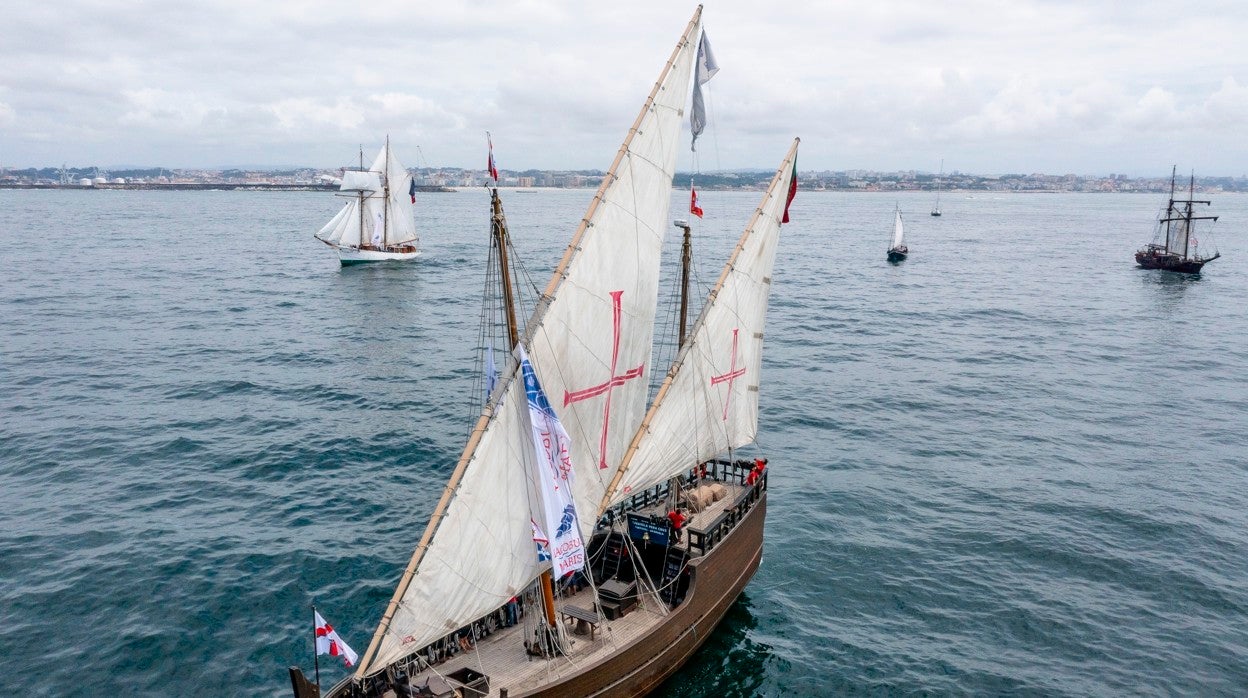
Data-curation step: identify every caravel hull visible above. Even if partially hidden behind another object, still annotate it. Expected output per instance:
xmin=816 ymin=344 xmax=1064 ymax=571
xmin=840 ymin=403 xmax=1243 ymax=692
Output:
xmin=519 ymin=493 xmax=767 ymax=698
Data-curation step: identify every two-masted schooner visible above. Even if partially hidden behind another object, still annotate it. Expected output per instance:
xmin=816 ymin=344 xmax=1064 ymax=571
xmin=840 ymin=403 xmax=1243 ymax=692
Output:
xmin=290 ymin=6 xmax=799 ymax=697
xmin=1135 ymin=166 xmax=1221 ymax=274
xmin=315 ymin=138 xmax=421 ymax=265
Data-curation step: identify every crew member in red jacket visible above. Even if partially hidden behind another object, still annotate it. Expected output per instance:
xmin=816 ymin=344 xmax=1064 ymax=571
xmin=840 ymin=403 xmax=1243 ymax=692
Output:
xmin=667 ymin=508 xmax=687 ymax=543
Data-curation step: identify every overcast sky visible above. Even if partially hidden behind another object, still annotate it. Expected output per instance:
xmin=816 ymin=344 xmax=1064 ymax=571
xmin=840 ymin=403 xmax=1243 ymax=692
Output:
xmin=2 ymin=1 xmax=1246 ymax=175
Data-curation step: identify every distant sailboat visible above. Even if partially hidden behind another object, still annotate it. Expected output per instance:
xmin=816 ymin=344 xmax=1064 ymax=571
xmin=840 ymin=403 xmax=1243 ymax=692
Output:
xmin=931 ymin=159 xmax=943 ymax=217
xmin=1135 ymin=166 xmax=1220 ymax=274
xmin=887 ymin=206 xmax=909 ymax=262
xmin=315 ymin=138 xmax=421 ymax=265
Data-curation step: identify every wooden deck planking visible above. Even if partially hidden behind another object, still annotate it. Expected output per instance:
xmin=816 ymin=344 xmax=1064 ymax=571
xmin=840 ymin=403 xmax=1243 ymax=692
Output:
xmin=399 ymin=480 xmax=749 ymax=696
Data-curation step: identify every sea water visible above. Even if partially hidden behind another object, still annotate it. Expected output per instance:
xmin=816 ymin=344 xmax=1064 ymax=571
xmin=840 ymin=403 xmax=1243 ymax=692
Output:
xmin=2 ymin=187 xmax=1246 ymax=696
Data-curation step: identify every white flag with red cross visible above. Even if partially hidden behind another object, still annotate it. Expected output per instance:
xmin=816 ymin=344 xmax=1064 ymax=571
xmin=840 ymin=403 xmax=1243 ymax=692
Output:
xmin=314 ymin=610 xmax=358 ymax=667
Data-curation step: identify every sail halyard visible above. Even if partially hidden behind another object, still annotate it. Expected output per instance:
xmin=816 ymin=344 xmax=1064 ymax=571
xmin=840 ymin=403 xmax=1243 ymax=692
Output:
xmin=353 ymin=6 xmax=704 ymax=679
xmin=599 ymin=138 xmax=799 ymax=515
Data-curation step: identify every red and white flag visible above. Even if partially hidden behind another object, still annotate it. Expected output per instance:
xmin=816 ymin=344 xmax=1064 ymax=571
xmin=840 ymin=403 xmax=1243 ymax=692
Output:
xmin=487 ymin=132 xmax=499 ymax=182
xmin=690 ymin=187 xmax=704 ymax=218
xmin=314 ymin=610 xmax=358 ymax=668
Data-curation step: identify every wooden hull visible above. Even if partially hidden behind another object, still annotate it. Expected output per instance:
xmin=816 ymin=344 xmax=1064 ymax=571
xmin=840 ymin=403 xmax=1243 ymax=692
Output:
xmin=1135 ymin=250 xmax=1217 ymax=274
xmin=299 ymin=479 xmax=767 ymax=698
xmin=518 ymin=493 xmax=767 ymax=698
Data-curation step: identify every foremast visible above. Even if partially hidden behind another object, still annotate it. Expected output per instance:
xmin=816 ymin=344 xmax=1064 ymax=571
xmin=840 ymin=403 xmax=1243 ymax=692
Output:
xmin=490 ymin=182 xmax=560 ymax=630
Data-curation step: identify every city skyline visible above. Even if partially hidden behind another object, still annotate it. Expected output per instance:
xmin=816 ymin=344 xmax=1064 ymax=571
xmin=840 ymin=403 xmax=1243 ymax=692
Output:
xmin=2 ymin=1 xmax=1246 ymax=175
xmin=7 ymin=162 xmax=1245 ymax=195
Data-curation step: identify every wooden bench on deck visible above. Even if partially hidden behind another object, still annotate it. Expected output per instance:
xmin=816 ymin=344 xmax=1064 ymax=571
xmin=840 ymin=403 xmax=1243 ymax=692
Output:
xmin=560 ymin=604 xmax=601 ymax=641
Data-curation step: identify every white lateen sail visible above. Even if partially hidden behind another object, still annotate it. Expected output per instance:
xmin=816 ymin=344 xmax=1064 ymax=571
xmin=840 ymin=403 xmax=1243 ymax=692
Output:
xmin=524 ymin=12 xmax=700 ymax=537
xmin=604 ymin=139 xmax=799 ymax=509
xmin=354 ymin=9 xmax=704 ymax=676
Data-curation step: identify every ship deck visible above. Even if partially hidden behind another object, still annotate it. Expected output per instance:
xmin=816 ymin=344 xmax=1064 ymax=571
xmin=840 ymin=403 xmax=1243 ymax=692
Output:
xmin=386 ymin=477 xmax=755 ymax=697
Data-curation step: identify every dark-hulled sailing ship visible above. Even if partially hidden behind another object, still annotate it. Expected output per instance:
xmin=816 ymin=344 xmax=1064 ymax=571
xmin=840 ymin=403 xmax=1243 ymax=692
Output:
xmin=289 ymin=6 xmax=801 ymax=697
xmin=1135 ymin=167 xmax=1220 ymax=274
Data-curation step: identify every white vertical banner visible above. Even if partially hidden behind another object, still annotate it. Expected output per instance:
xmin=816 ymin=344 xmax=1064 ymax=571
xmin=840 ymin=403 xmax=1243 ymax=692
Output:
xmin=518 ymin=347 xmax=586 ymax=578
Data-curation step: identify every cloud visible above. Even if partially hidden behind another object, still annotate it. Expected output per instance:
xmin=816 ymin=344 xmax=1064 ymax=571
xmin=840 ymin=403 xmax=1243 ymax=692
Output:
xmin=0 ymin=0 xmax=1245 ymax=174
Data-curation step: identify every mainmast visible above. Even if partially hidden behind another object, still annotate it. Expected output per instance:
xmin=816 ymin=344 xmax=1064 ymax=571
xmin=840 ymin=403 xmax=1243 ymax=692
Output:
xmin=357 ymin=145 xmax=365 ymax=250
xmin=1164 ymin=166 xmax=1176 ymax=254
xmin=492 ymin=189 xmax=520 ymax=349
xmin=675 ymin=220 xmax=693 ymax=346
xmin=490 ymin=180 xmax=559 ymax=632
xmin=383 ymin=136 xmax=391 ymax=249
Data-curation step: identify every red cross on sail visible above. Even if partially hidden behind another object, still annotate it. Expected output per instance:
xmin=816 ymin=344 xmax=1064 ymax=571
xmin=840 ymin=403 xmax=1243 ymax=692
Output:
xmin=709 ymin=327 xmax=746 ymax=421
xmin=563 ymin=290 xmax=645 ymax=469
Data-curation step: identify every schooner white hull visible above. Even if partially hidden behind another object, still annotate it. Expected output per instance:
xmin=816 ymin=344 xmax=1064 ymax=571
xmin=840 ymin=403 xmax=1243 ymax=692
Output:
xmin=336 ymin=246 xmax=421 ymax=265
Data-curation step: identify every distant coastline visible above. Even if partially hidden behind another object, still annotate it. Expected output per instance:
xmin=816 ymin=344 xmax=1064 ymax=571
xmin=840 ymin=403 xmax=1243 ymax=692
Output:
xmin=0 ymin=182 xmax=455 ymax=193
xmin=2 ymin=168 xmax=1246 ymax=194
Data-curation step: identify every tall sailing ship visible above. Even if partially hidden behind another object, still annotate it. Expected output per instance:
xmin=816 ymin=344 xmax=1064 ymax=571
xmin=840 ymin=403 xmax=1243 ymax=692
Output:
xmin=290 ymin=7 xmax=800 ymax=697
xmin=315 ymin=138 xmax=421 ymax=265
xmin=1135 ymin=167 xmax=1220 ymax=274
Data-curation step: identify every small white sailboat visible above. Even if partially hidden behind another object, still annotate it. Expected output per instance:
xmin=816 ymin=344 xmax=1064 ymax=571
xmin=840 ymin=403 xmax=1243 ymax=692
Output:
xmin=931 ymin=159 xmax=944 ymax=217
xmin=888 ymin=206 xmax=908 ymax=262
xmin=315 ymin=138 xmax=421 ymax=265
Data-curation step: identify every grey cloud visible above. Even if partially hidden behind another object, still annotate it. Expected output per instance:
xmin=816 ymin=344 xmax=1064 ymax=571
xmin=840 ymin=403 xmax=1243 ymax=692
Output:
xmin=1 ymin=0 xmax=1245 ymax=175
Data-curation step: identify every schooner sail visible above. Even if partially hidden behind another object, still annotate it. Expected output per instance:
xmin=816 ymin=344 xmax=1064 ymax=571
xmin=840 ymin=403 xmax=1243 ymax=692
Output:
xmin=315 ymin=139 xmax=421 ymax=265
xmin=291 ymin=7 xmax=799 ymax=698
